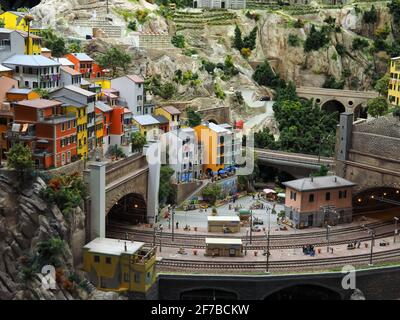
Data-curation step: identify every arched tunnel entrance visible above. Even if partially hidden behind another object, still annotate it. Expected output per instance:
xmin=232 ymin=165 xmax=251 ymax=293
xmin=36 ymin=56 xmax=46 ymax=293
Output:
xmin=107 ymin=193 xmax=147 ymax=225
xmin=353 ymin=187 xmax=400 ymax=215
xmin=264 ymin=284 xmax=341 ymax=300
xmin=207 ymin=119 xmax=219 ymax=124
xmin=321 ymin=100 xmax=345 ymax=120
xmin=353 ymin=104 xmax=368 ymax=120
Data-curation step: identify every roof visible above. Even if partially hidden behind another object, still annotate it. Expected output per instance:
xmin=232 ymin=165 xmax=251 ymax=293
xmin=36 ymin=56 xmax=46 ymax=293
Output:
xmin=61 ymin=66 xmax=81 ymax=76
xmin=205 ymin=238 xmax=242 ymax=245
xmin=8 ymin=11 xmax=29 ymax=17
xmin=16 ymin=30 xmax=41 ymax=39
xmin=83 ymin=237 xmax=144 ymax=256
xmin=96 ymin=101 xmax=112 ymax=113
xmin=7 ymin=88 xmax=33 ymax=94
xmin=126 ymin=75 xmax=144 ymax=83
xmin=15 ymin=99 xmax=61 ymax=109
xmin=0 ymin=76 xmax=18 ymax=105
xmin=64 ymin=85 xmax=95 ymax=97
xmin=69 ymin=53 xmax=93 ymax=62
xmin=207 ymin=216 xmax=240 ymax=222
xmin=3 ymin=54 xmax=60 ymax=67
xmin=160 ymin=105 xmax=181 ymax=115
xmin=207 ymin=122 xmax=229 ymax=133
xmin=0 ymin=28 xmax=14 ymax=34
xmin=53 ymin=96 xmax=85 ymax=108
xmin=0 ymin=64 xmax=12 ymax=72
xmin=153 ymin=114 xmax=169 ymax=124
xmin=133 ymin=114 xmax=159 ymax=126
xmin=55 ymin=58 xmax=74 ymax=67
xmin=282 ymin=176 xmax=356 ymax=192
xmin=41 ymin=47 xmax=51 ymax=52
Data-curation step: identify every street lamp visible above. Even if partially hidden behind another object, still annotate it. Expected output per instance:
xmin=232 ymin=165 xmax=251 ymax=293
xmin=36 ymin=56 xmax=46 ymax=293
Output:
xmin=326 ymin=225 xmax=332 ymax=253
xmin=265 ymin=205 xmax=271 ymax=273
xmin=171 ymin=206 xmax=175 ymax=242
xmin=394 ymin=217 xmax=399 ymax=243
xmin=362 ymin=225 xmax=376 ymax=267
xmin=24 ymin=14 xmax=34 ymax=55
xmin=249 ymin=210 xmax=253 ymax=244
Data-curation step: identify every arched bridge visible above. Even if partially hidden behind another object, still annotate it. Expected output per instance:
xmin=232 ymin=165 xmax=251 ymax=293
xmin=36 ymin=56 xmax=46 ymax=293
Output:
xmin=297 ymin=86 xmax=378 ymax=119
xmin=255 ymin=148 xmax=334 ymax=178
xmin=84 ymin=154 xmax=151 ymax=239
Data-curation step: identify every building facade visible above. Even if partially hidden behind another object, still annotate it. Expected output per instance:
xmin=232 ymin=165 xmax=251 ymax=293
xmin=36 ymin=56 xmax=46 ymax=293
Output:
xmin=283 ymin=175 xmax=356 ymax=228
xmin=193 ymin=0 xmax=246 ymax=9
xmin=111 ymin=75 xmax=144 ymax=115
xmin=389 ymin=56 xmax=400 ymax=107
xmin=83 ymin=238 xmax=157 ymax=295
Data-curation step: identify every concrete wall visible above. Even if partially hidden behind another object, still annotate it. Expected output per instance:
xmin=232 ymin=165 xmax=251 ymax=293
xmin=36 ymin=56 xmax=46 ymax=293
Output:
xmin=157 ymin=265 xmax=400 ymax=300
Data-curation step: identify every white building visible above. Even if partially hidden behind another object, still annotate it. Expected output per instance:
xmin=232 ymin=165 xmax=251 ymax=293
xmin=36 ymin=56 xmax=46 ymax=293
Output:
xmin=162 ymin=128 xmax=202 ymax=183
xmin=193 ymin=0 xmax=246 ymax=9
xmin=219 ymin=123 xmax=242 ymax=169
xmin=3 ymin=54 xmax=61 ymax=91
xmin=0 ymin=28 xmax=25 ymax=62
xmin=111 ymin=75 xmax=144 ymax=115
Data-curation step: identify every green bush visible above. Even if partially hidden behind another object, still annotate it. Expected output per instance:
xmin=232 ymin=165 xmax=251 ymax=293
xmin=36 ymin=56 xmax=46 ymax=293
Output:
xmin=288 ymin=34 xmax=301 ymax=47
xmin=171 ymin=34 xmax=185 ymax=48
xmin=352 ymin=37 xmax=369 ymax=51
xmin=304 ymin=25 xmax=330 ymax=52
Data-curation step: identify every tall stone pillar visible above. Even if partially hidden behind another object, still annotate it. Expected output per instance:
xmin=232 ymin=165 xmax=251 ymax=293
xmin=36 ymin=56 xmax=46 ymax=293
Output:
xmin=144 ymin=141 xmax=161 ymax=224
xmin=89 ymin=161 xmax=107 ymax=239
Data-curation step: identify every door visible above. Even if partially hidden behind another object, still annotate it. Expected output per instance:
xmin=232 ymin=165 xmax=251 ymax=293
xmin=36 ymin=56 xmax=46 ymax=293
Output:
xmin=308 ymin=214 xmax=313 ymax=227
xmin=221 ymin=1 xmax=225 ymax=8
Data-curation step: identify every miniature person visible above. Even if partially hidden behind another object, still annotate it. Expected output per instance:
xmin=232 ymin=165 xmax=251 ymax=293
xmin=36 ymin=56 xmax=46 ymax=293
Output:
xmin=176 ymin=221 xmax=179 ymax=229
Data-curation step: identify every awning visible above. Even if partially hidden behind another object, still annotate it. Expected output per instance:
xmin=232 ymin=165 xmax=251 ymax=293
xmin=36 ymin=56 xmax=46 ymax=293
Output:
xmin=278 ymin=193 xmax=286 ymax=198
xmin=218 ymin=170 xmax=226 ymax=174
xmin=21 ymin=123 xmax=29 ymax=133
xmin=37 ymin=139 xmax=49 ymax=143
xmin=263 ymin=189 xmax=276 ymax=194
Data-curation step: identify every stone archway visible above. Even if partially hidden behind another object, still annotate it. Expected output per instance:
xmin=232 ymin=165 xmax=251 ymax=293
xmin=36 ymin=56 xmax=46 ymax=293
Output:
xmin=321 ymin=100 xmax=346 ymax=119
xmin=264 ymin=284 xmax=342 ymax=300
xmin=353 ymin=104 xmax=368 ymax=120
xmin=107 ymin=192 xmax=147 ymax=225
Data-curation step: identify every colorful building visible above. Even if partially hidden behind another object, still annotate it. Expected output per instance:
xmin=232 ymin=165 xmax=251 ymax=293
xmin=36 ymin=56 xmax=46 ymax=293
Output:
xmin=194 ymin=122 xmax=231 ymax=175
xmin=95 ymin=101 xmax=112 ymax=154
xmin=64 ymin=53 xmax=105 ymax=79
xmin=16 ymin=30 xmax=42 ymax=55
xmin=50 ymin=85 xmax=96 ymax=160
xmin=0 ymin=11 xmax=43 ymax=35
xmin=389 ymin=57 xmax=400 ymax=106
xmin=9 ymin=99 xmax=77 ymax=169
xmin=132 ymin=115 xmax=160 ymax=141
xmin=6 ymin=87 xmax=40 ymax=102
xmin=2 ymin=54 xmax=61 ymax=91
xmin=82 ymin=237 xmax=157 ymax=294
xmin=283 ymin=175 xmax=356 ymax=228
xmin=0 ymin=28 xmax=25 ymax=61
xmin=111 ymin=75 xmax=144 ymax=115
xmin=154 ymin=106 xmax=181 ymax=132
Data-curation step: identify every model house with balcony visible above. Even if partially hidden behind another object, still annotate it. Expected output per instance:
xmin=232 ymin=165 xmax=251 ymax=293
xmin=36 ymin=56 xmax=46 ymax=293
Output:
xmin=163 ymin=127 xmax=202 ymax=183
xmin=283 ymin=175 xmax=356 ymax=229
xmin=154 ymin=106 xmax=181 ymax=132
xmin=95 ymin=101 xmax=113 ymax=154
xmin=50 ymin=85 xmax=96 ymax=160
xmin=64 ymin=52 xmax=105 ymax=79
xmin=0 ymin=28 xmax=25 ymax=62
xmin=111 ymin=75 xmax=144 ymax=115
xmin=2 ymin=54 xmax=61 ymax=91
xmin=194 ymin=122 xmax=236 ymax=176
xmin=219 ymin=123 xmax=241 ymax=171
xmin=82 ymin=237 xmax=157 ymax=295
xmin=8 ymin=99 xmax=77 ymax=169
xmin=16 ymin=30 xmax=42 ymax=55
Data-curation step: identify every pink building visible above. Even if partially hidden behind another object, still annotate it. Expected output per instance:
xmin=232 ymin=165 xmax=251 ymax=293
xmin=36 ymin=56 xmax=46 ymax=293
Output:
xmin=283 ymin=175 xmax=356 ymax=228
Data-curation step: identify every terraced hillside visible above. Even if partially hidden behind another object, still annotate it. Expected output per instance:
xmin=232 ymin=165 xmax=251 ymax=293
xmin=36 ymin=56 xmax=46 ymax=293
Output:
xmin=173 ymin=9 xmax=238 ymax=31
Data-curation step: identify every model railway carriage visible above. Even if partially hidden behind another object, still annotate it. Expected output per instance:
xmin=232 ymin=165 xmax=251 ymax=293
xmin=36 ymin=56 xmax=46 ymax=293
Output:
xmin=207 ymin=216 xmax=241 ymax=233
xmin=205 ymin=238 xmax=243 ymax=257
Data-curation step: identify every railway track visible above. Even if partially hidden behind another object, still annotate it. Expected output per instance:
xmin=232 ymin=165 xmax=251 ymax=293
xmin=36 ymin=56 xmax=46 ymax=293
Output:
xmin=157 ymin=249 xmax=400 ymax=272
xmin=106 ymin=219 xmax=396 ymax=250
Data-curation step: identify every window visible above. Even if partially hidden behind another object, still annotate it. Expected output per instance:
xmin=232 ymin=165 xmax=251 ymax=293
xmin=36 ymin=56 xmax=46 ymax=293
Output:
xmin=94 ymin=255 xmax=100 ymax=263
xmin=61 ymin=123 xmax=65 ymax=132
xmin=105 ymin=257 xmax=111 ymax=264
xmin=326 ymin=192 xmax=331 ymax=201
xmin=343 ymin=190 xmax=347 ymax=198
xmin=134 ymin=272 xmax=140 ymax=283
xmin=309 ymin=194 xmax=314 ymax=202
xmin=124 ymin=273 xmax=129 ymax=282
xmin=16 ymin=66 xmax=19 ymax=73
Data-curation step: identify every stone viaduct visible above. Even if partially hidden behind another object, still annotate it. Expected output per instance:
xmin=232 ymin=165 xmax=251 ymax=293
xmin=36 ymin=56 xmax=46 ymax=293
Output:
xmin=297 ymin=86 xmax=378 ymax=119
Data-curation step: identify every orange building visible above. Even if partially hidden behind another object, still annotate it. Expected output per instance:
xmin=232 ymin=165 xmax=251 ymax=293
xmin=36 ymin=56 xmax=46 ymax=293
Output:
xmin=283 ymin=175 xmax=356 ymax=229
xmin=6 ymin=88 xmax=39 ymax=102
xmin=9 ymin=99 xmax=77 ymax=169
xmin=64 ymin=53 xmax=105 ymax=79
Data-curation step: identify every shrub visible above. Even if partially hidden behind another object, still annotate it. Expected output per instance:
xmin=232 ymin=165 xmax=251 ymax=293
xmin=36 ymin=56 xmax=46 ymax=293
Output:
xmin=240 ymin=47 xmax=251 ymax=58
xmin=288 ymin=34 xmax=301 ymax=47
xmin=304 ymin=25 xmax=330 ymax=52
xmin=352 ymin=37 xmax=369 ymax=51
xmin=127 ymin=20 xmax=137 ymax=31
xmin=214 ymin=83 xmax=226 ymax=99
xmin=367 ymin=96 xmax=389 ymax=117
xmin=171 ymin=34 xmax=185 ymax=48
xmin=335 ymin=43 xmax=346 ymax=56
xmin=107 ymin=144 xmax=126 ymax=159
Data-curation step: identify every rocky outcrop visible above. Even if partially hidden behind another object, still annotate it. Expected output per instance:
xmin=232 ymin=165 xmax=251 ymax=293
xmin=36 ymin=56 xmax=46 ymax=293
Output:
xmin=0 ymin=170 xmax=87 ymax=300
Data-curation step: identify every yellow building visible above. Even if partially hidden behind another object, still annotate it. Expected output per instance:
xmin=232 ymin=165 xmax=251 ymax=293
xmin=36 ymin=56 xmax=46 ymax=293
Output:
xmin=82 ymin=238 xmax=157 ymax=294
xmin=65 ymin=105 xmax=88 ymax=159
xmin=95 ymin=79 xmax=111 ymax=90
xmin=194 ymin=122 xmax=228 ymax=175
xmin=389 ymin=57 xmax=400 ymax=106
xmin=132 ymin=114 xmax=160 ymax=140
xmin=0 ymin=11 xmax=42 ymax=34
xmin=17 ymin=30 xmax=42 ymax=55
xmin=95 ymin=111 xmax=104 ymax=148
xmin=154 ymin=106 xmax=181 ymax=131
